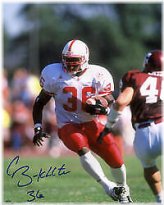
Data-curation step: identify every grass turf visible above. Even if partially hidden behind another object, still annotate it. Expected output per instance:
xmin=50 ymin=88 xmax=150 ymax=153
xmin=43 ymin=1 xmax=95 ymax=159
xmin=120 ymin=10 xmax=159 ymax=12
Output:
xmin=3 ymin=154 xmax=161 ymax=203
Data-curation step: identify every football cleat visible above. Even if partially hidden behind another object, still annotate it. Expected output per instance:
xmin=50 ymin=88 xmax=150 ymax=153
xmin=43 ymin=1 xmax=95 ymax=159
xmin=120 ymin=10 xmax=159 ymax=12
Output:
xmin=111 ymin=186 xmax=133 ymax=203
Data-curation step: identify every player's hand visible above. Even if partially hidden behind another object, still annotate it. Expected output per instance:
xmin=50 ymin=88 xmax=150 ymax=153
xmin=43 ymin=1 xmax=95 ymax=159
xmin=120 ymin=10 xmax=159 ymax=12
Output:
xmin=33 ymin=126 xmax=50 ymax=146
xmin=85 ymin=104 xmax=109 ymax=115
xmin=85 ymin=96 xmax=109 ymax=115
xmin=97 ymin=126 xmax=112 ymax=144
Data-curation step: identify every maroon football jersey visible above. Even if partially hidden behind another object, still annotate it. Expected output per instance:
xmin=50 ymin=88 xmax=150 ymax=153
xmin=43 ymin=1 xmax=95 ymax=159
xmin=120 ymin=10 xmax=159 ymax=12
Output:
xmin=121 ymin=69 xmax=163 ymax=123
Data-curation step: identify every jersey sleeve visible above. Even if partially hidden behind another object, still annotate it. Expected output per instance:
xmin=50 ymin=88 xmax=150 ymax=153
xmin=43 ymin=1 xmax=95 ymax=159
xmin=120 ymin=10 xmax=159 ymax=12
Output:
xmin=39 ymin=64 xmax=59 ymax=95
xmin=96 ymin=67 xmax=114 ymax=96
xmin=120 ymin=69 xmax=140 ymax=91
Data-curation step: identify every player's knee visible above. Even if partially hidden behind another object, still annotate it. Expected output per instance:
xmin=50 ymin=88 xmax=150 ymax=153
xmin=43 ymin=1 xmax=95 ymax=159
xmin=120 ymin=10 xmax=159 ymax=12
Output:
xmin=144 ymin=166 xmax=160 ymax=181
xmin=78 ymin=147 xmax=90 ymax=156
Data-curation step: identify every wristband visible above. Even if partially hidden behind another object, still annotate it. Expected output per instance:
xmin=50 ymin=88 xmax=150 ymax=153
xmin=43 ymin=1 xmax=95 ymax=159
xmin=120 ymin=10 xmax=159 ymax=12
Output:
xmin=108 ymin=104 xmax=122 ymax=123
xmin=34 ymin=126 xmax=42 ymax=134
xmin=34 ymin=123 xmax=42 ymax=129
xmin=106 ymin=107 xmax=110 ymax=115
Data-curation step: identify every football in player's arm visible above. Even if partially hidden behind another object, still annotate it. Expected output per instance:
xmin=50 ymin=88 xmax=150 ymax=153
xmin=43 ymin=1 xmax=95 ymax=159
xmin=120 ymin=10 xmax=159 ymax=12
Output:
xmin=100 ymin=50 xmax=163 ymax=203
xmin=32 ymin=39 xmax=133 ymax=203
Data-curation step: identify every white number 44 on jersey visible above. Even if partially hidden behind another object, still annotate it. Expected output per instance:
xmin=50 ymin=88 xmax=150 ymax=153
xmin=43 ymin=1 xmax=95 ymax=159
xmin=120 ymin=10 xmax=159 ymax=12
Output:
xmin=140 ymin=76 xmax=164 ymax=103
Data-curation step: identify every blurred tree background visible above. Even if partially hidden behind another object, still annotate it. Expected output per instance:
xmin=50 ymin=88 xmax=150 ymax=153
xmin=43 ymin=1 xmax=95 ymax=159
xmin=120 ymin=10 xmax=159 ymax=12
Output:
xmin=3 ymin=3 xmax=162 ymax=96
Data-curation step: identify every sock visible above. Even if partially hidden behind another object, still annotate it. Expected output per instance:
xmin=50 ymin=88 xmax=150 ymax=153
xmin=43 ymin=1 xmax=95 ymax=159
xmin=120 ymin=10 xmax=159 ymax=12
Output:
xmin=155 ymin=192 xmax=163 ymax=203
xmin=80 ymin=151 xmax=116 ymax=194
xmin=110 ymin=164 xmax=127 ymax=186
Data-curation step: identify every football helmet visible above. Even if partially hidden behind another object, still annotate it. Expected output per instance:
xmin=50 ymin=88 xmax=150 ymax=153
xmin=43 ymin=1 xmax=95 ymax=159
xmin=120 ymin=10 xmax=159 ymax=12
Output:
xmin=143 ymin=50 xmax=163 ymax=72
xmin=62 ymin=40 xmax=89 ymax=75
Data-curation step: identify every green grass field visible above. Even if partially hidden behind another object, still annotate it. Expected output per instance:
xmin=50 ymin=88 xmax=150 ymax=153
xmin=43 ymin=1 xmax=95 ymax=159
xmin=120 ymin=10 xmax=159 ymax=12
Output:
xmin=4 ymin=154 xmax=161 ymax=203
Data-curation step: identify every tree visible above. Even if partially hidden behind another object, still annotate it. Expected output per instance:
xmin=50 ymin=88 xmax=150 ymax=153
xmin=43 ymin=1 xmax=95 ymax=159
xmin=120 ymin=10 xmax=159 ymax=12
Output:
xmin=4 ymin=3 xmax=162 ymax=93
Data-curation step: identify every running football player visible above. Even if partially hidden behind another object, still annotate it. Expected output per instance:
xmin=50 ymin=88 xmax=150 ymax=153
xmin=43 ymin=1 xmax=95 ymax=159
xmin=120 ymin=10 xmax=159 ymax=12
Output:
xmin=32 ymin=39 xmax=133 ymax=203
xmin=100 ymin=50 xmax=163 ymax=203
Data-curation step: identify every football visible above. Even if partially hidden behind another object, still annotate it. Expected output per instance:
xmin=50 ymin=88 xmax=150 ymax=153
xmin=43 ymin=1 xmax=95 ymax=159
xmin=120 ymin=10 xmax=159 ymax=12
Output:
xmin=86 ymin=95 xmax=108 ymax=108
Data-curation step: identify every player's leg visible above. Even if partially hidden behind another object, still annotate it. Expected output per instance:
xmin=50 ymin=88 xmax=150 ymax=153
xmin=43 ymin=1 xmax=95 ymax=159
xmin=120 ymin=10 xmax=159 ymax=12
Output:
xmin=58 ymin=123 xmax=117 ymax=199
xmin=86 ymin=119 xmax=127 ymax=186
xmin=134 ymin=123 xmax=163 ymax=203
xmin=144 ymin=166 xmax=163 ymax=203
xmin=79 ymin=148 xmax=116 ymax=197
xmin=85 ymin=120 xmax=133 ymax=202
xmin=91 ymin=133 xmax=132 ymax=203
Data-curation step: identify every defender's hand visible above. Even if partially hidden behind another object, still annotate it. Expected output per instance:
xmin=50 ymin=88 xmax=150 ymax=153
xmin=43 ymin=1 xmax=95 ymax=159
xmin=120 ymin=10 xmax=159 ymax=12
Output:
xmin=33 ymin=127 xmax=50 ymax=146
xmin=97 ymin=126 xmax=112 ymax=144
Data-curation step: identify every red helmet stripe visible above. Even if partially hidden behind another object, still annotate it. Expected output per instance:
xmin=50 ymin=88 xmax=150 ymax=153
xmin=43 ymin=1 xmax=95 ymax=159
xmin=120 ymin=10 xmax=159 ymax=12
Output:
xmin=68 ymin=40 xmax=76 ymax=51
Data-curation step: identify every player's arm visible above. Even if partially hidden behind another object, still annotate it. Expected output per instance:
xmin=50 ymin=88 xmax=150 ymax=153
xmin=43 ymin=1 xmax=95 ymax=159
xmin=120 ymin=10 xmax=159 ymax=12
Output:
xmin=32 ymin=89 xmax=52 ymax=146
xmin=114 ymin=87 xmax=134 ymax=111
xmin=33 ymin=89 xmax=51 ymax=124
xmin=107 ymin=87 xmax=134 ymax=126
xmin=97 ymin=87 xmax=134 ymax=143
xmin=85 ymin=93 xmax=114 ymax=115
xmin=85 ymin=69 xmax=115 ymax=115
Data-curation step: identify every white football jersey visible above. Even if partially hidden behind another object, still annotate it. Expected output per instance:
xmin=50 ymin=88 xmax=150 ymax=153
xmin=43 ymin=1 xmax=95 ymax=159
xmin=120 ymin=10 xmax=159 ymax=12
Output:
xmin=40 ymin=63 xmax=114 ymax=128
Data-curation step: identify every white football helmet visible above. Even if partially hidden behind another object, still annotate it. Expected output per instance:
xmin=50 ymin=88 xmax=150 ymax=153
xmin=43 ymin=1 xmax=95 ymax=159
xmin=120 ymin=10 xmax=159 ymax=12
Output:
xmin=62 ymin=40 xmax=89 ymax=75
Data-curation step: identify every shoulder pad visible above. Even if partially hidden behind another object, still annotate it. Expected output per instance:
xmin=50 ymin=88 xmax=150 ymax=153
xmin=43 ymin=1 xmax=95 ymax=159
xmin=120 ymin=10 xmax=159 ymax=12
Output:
xmin=40 ymin=63 xmax=62 ymax=93
xmin=122 ymin=69 xmax=140 ymax=80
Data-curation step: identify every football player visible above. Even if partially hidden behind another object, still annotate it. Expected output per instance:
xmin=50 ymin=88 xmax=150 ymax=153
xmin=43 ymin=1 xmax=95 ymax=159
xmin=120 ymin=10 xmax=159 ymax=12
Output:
xmin=100 ymin=50 xmax=163 ymax=203
xmin=32 ymin=39 xmax=133 ymax=203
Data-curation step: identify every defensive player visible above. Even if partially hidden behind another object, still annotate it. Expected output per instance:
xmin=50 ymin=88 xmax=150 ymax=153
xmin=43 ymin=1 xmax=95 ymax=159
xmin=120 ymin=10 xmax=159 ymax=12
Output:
xmin=32 ymin=39 xmax=133 ymax=203
xmin=100 ymin=50 xmax=163 ymax=203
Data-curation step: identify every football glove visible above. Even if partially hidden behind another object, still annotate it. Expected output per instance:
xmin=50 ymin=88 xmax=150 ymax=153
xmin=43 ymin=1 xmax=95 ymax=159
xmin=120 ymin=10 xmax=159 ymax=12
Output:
xmin=85 ymin=99 xmax=109 ymax=115
xmin=85 ymin=104 xmax=109 ymax=115
xmin=33 ymin=126 xmax=50 ymax=146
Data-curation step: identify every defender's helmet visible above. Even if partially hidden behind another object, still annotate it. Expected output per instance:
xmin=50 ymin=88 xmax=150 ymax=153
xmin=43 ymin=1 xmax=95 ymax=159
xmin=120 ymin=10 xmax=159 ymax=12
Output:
xmin=62 ymin=40 xmax=89 ymax=75
xmin=143 ymin=50 xmax=163 ymax=72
